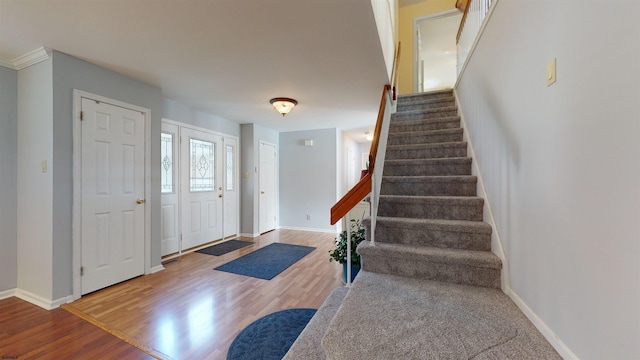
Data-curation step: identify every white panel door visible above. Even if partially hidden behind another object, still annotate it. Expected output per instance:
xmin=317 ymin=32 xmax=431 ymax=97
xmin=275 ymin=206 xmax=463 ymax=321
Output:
xmin=259 ymin=142 xmax=277 ymax=234
xmin=223 ymin=137 xmax=238 ymax=238
xmin=81 ymin=98 xmax=145 ymax=295
xmin=181 ymin=127 xmax=223 ymax=249
xmin=161 ymin=122 xmax=180 ymax=256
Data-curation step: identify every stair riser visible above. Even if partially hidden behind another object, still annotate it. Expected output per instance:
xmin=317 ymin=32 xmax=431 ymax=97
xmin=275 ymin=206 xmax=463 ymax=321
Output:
xmin=397 ymin=91 xmax=454 ymax=105
xmin=397 ymin=99 xmax=456 ymax=112
xmin=366 ymin=222 xmax=491 ymax=251
xmin=387 ymin=132 xmax=463 ymax=146
xmin=360 ymin=255 xmax=501 ymax=288
xmin=381 ymin=181 xmax=476 ymax=196
xmin=386 ymin=146 xmax=467 ymax=160
xmin=392 ymin=109 xmax=458 ymax=121
xmin=378 ymin=201 xmax=483 ymax=221
xmin=390 ymin=119 xmax=460 ymax=133
xmin=383 ymin=162 xmax=471 ymax=176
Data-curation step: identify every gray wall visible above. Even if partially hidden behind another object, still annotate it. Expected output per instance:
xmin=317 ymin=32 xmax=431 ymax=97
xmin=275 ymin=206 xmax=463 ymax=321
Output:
xmin=51 ymin=51 xmax=163 ymax=299
xmin=163 ymin=99 xmax=240 ymax=137
xmin=279 ymin=128 xmax=337 ymax=231
xmin=456 ymin=1 xmax=640 ymax=359
xmin=240 ymin=123 xmax=278 ymax=235
xmin=0 ymin=66 xmax=17 ymax=292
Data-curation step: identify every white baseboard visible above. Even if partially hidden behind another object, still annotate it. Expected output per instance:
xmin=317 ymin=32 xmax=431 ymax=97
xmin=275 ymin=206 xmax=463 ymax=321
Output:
xmin=240 ymin=232 xmax=261 ymax=238
xmin=0 ymin=288 xmax=17 ymax=300
xmin=506 ymin=287 xmax=579 ymax=360
xmin=278 ymin=226 xmax=337 ymax=234
xmin=150 ymin=265 xmax=165 ymax=274
xmin=14 ymin=289 xmax=73 ymax=310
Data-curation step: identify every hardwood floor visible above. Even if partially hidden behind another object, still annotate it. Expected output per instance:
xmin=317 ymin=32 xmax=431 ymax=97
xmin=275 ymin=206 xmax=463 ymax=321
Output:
xmin=0 ymin=297 xmax=154 ymax=359
xmin=34 ymin=229 xmax=342 ymax=359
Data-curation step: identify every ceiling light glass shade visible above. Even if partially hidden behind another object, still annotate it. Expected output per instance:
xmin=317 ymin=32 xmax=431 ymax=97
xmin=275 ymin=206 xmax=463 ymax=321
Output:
xmin=365 ymin=134 xmax=374 ymax=141
xmin=270 ymin=97 xmax=298 ymax=116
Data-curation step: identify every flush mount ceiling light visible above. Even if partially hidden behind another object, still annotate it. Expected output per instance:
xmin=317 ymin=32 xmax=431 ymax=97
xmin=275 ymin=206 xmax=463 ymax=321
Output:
xmin=365 ymin=132 xmax=373 ymax=141
xmin=270 ymin=97 xmax=298 ymax=116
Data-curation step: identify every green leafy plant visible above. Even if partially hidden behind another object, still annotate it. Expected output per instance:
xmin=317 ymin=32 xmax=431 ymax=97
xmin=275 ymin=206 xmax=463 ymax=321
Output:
xmin=329 ymin=219 xmax=366 ymax=269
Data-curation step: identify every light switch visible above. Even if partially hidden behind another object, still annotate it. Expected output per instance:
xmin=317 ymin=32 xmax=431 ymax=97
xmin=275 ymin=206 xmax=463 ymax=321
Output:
xmin=547 ymin=58 xmax=557 ymax=86
xmin=41 ymin=160 xmax=47 ymax=173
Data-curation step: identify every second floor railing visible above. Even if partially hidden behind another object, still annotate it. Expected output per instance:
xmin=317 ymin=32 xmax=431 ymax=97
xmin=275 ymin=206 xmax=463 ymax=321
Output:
xmin=456 ymin=0 xmax=494 ymax=75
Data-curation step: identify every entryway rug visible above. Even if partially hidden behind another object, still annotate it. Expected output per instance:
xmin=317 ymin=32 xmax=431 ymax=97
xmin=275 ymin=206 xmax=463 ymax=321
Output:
xmin=196 ymin=240 xmax=254 ymax=256
xmin=214 ymin=243 xmax=315 ymax=280
xmin=227 ymin=308 xmax=317 ymax=360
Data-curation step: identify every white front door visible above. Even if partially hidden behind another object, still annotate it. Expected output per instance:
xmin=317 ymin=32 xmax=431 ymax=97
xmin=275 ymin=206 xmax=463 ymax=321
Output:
xmin=81 ymin=98 xmax=145 ymax=295
xmin=259 ymin=142 xmax=277 ymax=234
xmin=160 ymin=122 xmax=180 ymax=256
xmin=223 ymin=137 xmax=239 ymax=238
xmin=181 ymin=127 xmax=223 ymax=249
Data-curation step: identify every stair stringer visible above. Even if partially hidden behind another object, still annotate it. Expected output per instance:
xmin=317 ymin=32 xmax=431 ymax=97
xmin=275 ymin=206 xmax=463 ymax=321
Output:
xmin=453 ymin=88 xmax=509 ymax=291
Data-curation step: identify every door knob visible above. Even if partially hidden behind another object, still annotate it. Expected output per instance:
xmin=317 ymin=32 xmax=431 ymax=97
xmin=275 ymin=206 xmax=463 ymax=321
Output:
xmin=261 ymin=191 xmax=265 ymax=194
xmin=218 ymin=194 xmax=223 ymax=198
xmin=136 ymin=198 xmax=145 ymax=204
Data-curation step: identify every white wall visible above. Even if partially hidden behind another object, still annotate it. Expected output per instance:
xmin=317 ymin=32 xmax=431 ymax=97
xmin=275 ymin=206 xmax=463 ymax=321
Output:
xmin=279 ymin=128 xmax=337 ymax=232
xmin=456 ymin=1 xmax=640 ymax=359
xmin=0 ymin=66 xmax=18 ymax=293
xmin=17 ymin=59 xmax=54 ymax=300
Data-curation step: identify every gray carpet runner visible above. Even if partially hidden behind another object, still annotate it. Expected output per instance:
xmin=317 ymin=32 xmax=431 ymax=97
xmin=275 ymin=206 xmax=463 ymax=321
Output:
xmin=359 ymin=89 xmax=501 ymax=288
xmin=284 ymin=90 xmax=561 ymax=359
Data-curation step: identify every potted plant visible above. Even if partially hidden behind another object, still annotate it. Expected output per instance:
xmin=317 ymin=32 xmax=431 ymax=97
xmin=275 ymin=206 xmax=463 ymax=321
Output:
xmin=329 ymin=218 xmax=366 ymax=283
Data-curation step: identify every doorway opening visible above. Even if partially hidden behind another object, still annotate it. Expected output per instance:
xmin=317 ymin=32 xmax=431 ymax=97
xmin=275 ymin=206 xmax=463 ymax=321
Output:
xmin=414 ymin=10 xmax=462 ymax=93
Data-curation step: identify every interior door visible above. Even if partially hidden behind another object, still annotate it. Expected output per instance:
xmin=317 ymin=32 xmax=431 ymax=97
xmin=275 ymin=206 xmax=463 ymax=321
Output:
xmin=181 ymin=127 xmax=223 ymax=249
xmin=161 ymin=122 xmax=180 ymax=256
xmin=259 ymin=142 xmax=277 ymax=234
xmin=81 ymin=98 xmax=145 ymax=295
xmin=223 ymin=137 xmax=238 ymax=238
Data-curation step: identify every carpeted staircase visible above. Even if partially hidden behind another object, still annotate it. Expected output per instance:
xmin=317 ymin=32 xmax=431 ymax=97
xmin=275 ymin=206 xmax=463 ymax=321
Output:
xmin=358 ymin=89 xmax=501 ymax=289
xmin=284 ymin=90 xmax=561 ymax=360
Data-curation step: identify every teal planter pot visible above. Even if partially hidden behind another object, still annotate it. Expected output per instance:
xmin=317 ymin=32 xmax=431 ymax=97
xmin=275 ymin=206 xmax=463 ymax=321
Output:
xmin=342 ymin=263 xmax=360 ymax=284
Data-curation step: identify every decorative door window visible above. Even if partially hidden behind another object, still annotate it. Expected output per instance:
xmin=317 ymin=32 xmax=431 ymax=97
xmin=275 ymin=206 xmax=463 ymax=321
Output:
xmin=190 ymin=138 xmax=215 ymax=192
xmin=161 ymin=132 xmax=174 ymax=193
xmin=226 ymin=144 xmax=235 ymax=191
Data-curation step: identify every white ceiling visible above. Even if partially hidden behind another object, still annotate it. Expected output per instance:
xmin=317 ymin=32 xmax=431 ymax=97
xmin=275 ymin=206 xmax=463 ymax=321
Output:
xmin=0 ymin=0 xmax=389 ymax=139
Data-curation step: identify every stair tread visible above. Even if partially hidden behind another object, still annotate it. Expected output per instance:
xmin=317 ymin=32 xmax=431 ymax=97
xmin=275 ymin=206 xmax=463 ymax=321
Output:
xmin=380 ymin=195 xmax=484 ymax=203
xmin=358 ymin=241 xmax=501 ymax=268
xmin=385 ymin=157 xmax=471 ymax=164
xmin=389 ymin=128 xmax=463 ymax=137
xmin=321 ymin=272 xmax=562 ymax=360
xmin=382 ymin=175 xmax=477 ymax=183
xmin=372 ymin=216 xmax=491 ymax=233
xmin=392 ymin=106 xmax=458 ymax=116
xmin=397 ymin=89 xmax=453 ymax=102
xmin=387 ymin=141 xmax=467 ymax=150
xmin=390 ymin=116 xmax=460 ymax=126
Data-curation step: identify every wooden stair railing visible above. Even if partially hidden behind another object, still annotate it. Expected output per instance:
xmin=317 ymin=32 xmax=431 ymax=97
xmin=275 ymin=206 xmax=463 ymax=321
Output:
xmin=330 ymin=85 xmax=388 ymax=225
xmin=330 ymin=41 xmax=400 ymax=226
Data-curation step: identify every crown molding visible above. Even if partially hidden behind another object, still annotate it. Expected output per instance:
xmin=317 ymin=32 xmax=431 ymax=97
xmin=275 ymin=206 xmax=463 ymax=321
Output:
xmin=0 ymin=47 xmax=52 ymax=70
xmin=12 ymin=47 xmax=51 ymax=70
